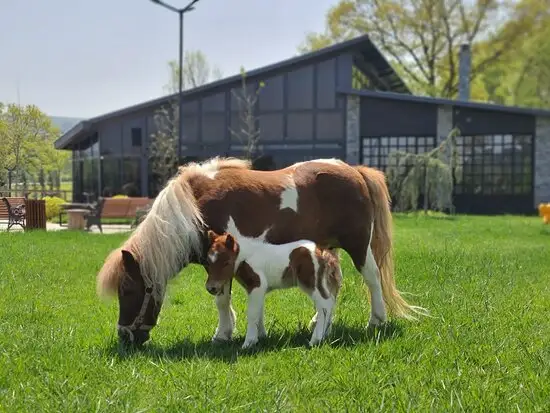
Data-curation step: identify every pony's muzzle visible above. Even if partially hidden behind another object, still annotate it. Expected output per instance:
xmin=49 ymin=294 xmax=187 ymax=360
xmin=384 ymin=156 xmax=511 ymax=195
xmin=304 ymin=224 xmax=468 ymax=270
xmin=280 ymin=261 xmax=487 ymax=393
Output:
xmin=118 ymin=326 xmax=150 ymax=347
xmin=206 ymin=285 xmax=220 ymax=296
xmin=206 ymin=281 xmax=225 ymax=296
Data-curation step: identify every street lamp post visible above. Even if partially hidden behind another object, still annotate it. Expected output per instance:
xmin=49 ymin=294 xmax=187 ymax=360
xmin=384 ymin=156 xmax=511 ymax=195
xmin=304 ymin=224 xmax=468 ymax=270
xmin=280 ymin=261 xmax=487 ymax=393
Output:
xmin=149 ymin=0 xmax=201 ymax=163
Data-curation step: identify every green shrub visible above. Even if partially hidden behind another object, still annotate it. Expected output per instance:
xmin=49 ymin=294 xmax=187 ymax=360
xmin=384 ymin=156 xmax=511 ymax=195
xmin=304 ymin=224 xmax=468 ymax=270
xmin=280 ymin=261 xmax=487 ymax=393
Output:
xmin=112 ymin=194 xmax=128 ymax=199
xmin=42 ymin=196 xmax=66 ymax=220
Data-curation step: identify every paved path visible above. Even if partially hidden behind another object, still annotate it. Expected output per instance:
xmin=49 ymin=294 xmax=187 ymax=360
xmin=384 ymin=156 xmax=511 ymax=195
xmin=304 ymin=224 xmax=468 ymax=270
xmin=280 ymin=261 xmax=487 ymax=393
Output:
xmin=0 ymin=222 xmax=132 ymax=234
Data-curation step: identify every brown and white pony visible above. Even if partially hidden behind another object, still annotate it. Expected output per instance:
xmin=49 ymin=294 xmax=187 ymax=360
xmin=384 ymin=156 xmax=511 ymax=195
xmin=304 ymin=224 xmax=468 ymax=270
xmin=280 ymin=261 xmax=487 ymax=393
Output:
xmin=204 ymin=230 xmax=343 ymax=348
xmin=97 ymin=157 xmax=426 ymax=346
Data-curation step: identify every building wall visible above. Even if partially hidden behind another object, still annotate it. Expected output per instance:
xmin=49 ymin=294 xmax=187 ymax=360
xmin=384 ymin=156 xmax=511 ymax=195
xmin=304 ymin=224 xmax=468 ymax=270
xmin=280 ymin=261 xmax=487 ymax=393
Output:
xmin=356 ymin=94 xmax=538 ymax=214
xmin=534 ymin=116 xmax=550 ymax=206
xmin=358 ymin=96 xmax=438 ymax=172
xmin=72 ymin=54 xmax=355 ymax=199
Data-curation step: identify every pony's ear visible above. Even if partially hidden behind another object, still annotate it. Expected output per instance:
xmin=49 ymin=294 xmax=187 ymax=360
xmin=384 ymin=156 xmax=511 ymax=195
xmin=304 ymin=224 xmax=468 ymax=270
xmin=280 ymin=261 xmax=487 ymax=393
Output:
xmin=225 ymin=234 xmax=235 ymax=251
xmin=121 ymin=249 xmax=140 ymax=279
xmin=207 ymin=230 xmax=217 ymax=246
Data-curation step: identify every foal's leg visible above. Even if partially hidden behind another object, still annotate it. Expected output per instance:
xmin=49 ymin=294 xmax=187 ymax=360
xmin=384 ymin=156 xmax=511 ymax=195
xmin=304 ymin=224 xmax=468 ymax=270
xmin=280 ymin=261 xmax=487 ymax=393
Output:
xmin=242 ymin=283 xmax=267 ymax=349
xmin=212 ymin=282 xmax=237 ymax=342
xmin=309 ymin=290 xmax=335 ymax=347
xmin=258 ymin=302 xmax=267 ymax=338
xmin=308 ymin=311 xmax=318 ymax=330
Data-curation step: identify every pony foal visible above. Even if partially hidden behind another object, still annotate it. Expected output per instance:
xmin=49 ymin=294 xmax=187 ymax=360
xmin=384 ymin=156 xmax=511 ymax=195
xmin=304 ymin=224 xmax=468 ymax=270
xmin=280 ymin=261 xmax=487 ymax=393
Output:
xmin=204 ymin=230 xmax=342 ymax=349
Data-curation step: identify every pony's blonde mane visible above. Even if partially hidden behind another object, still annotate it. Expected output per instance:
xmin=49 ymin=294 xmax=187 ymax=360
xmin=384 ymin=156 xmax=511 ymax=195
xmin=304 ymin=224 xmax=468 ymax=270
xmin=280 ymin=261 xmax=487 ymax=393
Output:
xmin=96 ymin=157 xmax=250 ymax=302
xmin=178 ymin=156 xmax=251 ymax=179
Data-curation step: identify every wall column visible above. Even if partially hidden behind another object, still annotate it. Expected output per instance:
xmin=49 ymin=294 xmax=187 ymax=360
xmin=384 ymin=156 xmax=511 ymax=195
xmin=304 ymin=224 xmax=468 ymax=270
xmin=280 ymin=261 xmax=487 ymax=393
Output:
xmin=345 ymin=94 xmax=360 ymax=165
xmin=534 ymin=116 xmax=550 ymax=207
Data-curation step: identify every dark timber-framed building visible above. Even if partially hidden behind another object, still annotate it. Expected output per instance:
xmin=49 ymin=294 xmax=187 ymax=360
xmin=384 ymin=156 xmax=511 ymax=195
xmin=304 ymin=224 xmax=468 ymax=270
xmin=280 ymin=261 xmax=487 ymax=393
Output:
xmin=55 ymin=35 xmax=550 ymax=214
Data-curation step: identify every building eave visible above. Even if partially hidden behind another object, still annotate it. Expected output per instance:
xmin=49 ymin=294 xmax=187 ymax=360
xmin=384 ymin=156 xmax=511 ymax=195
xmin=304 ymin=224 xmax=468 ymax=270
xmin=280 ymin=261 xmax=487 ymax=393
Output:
xmin=54 ymin=121 xmax=91 ymax=149
xmin=340 ymin=88 xmax=550 ymax=117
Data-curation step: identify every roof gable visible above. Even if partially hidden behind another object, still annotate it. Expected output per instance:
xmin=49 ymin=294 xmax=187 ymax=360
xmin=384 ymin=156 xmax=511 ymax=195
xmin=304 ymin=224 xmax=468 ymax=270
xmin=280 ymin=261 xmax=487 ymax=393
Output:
xmin=55 ymin=34 xmax=407 ymax=149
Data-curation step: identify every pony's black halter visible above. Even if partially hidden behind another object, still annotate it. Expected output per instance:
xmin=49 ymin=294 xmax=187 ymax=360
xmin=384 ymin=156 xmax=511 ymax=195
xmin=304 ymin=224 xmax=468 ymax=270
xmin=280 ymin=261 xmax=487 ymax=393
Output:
xmin=117 ymin=279 xmax=155 ymax=343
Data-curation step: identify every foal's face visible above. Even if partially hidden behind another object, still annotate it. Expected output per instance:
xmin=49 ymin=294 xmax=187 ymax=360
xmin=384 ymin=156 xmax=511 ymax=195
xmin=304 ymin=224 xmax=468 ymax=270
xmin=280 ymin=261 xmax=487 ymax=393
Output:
xmin=204 ymin=230 xmax=238 ymax=296
xmin=117 ymin=250 xmax=162 ymax=347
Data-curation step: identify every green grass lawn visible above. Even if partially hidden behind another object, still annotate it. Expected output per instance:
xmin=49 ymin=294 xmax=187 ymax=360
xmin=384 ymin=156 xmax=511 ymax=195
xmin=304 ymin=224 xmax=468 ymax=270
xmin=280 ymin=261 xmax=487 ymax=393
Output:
xmin=0 ymin=215 xmax=549 ymax=412
xmin=54 ymin=214 xmax=135 ymax=226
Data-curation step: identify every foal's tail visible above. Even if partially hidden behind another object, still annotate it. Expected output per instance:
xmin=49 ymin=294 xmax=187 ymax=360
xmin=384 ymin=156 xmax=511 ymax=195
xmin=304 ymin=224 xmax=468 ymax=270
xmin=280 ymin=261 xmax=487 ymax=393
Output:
xmin=354 ymin=165 xmax=428 ymax=320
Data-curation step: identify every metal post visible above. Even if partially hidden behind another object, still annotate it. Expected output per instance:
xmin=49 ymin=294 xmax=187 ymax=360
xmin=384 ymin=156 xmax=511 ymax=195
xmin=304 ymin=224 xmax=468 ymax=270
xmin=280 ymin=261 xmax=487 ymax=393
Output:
xmin=178 ymin=10 xmax=184 ymax=163
xmin=148 ymin=0 xmax=201 ymax=163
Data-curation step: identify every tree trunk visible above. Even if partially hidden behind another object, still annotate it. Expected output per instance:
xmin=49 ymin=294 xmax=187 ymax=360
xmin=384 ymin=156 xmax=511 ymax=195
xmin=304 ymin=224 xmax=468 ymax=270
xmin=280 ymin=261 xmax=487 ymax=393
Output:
xmin=7 ymin=169 xmax=12 ymax=196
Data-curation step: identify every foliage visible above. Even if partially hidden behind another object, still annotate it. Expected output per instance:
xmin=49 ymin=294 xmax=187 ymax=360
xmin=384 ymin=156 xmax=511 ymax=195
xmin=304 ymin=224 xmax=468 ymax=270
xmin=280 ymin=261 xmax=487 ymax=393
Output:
xmin=0 ymin=103 xmax=69 ymax=192
xmin=0 ymin=104 xmax=58 ymax=177
xmin=479 ymin=0 xmax=550 ymax=108
xmin=386 ymin=128 xmax=462 ymax=213
xmin=1 ymin=216 xmax=549 ymax=410
xmin=299 ymin=0 xmax=548 ymax=102
xmin=164 ymin=50 xmax=223 ymax=94
xmin=41 ymin=196 xmax=65 ymax=220
xmin=229 ymin=67 xmax=265 ymax=160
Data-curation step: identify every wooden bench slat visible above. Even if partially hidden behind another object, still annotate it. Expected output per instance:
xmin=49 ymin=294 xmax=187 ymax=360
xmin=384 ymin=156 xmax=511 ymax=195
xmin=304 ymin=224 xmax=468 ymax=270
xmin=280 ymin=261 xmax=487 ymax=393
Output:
xmin=84 ymin=197 xmax=152 ymax=232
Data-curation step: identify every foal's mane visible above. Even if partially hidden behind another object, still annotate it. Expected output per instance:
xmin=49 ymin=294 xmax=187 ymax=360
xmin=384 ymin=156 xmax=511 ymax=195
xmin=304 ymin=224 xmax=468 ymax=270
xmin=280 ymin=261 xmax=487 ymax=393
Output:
xmin=96 ymin=157 xmax=251 ymax=301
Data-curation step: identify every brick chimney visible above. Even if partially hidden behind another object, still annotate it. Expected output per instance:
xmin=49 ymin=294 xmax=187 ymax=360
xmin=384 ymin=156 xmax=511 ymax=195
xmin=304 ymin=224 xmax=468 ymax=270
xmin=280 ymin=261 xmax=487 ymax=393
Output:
xmin=458 ymin=43 xmax=471 ymax=101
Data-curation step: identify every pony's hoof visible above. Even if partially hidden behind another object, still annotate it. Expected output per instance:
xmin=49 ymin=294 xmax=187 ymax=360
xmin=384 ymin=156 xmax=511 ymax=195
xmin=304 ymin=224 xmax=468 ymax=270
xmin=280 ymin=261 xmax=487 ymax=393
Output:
xmin=241 ymin=338 xmax=258 ymax=349
xmin=368 ymin=313 xmax=387 ymax=327
xmin=212 ymin=330 xmax=234 ymax=343
xmin=308 ymin=339 xmax=321 ymax=348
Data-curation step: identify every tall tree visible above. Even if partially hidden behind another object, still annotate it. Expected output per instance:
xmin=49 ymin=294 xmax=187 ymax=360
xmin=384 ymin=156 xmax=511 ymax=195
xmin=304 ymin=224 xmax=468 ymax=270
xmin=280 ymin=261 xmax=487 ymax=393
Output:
xmin=300 ymin=0 xmax=539 ymax=98
xmin=164 ymin=49 xmax=224 ymax=93
xmin=480 ymin=0 xmax=550 ymax=108
xmin=0 ymin=103 xmax=60 ymax=191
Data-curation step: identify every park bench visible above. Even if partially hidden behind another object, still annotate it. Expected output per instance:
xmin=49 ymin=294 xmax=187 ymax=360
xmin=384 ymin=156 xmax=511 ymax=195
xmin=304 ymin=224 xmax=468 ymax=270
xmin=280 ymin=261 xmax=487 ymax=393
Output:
xmin=84 ymin=197 xmax=152 ymax=233
xmin=0 ymin=197 xmax=27 ymax=231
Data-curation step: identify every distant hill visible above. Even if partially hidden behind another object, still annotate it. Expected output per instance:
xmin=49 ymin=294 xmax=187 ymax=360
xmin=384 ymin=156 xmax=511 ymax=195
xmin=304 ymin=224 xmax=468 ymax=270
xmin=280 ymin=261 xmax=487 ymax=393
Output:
xmin=49 ymin=116 xmax=84 ymax=134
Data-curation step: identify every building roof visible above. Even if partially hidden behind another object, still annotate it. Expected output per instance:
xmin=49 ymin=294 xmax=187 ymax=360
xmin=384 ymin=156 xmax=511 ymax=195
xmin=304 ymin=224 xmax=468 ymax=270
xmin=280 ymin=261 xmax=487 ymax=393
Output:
xmin=55 ymin=34 xmax=409 ymax=149
xmin=342 ymin=88 xmax=550 ymax=118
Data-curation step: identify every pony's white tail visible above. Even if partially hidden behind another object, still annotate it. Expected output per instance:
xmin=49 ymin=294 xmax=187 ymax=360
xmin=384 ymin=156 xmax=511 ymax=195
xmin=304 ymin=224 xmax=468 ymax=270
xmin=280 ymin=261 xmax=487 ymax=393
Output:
xmin=355 ymin=165 xmax=428 ymax=320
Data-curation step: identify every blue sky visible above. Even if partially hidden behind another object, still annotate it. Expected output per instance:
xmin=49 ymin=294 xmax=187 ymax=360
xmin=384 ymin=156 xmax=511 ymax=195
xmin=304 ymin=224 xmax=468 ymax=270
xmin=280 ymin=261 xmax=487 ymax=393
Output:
xmin=0 ymin=0 xmax=335 ymax=118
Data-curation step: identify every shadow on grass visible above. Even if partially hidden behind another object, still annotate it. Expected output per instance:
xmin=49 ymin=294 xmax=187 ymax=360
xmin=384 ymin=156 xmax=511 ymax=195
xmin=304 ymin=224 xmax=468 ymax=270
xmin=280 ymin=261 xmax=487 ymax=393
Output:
xmin=105 ymin=321 xmax=403 ymax=363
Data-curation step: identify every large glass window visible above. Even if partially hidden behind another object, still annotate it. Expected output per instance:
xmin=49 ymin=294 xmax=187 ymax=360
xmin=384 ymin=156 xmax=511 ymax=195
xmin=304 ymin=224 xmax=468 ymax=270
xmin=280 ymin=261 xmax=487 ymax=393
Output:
xmin=121 ymin=158 xmax=141 ymax=196
xmin=82 ymin=158 xmax=99 ymax=199
xmin=361 ymin=136 xmax=436 ymax=171
xmin=131 ymin=128 xmax=142 ymax=147
xmin=90 ymin=133 xmax=99 ymax=157
xmin=454 ymin=134 xmax=533 ymax=195
xmin=73 ymin=160 xmax=82 ymax=202
xmin=101 ymin=158 xmax=121 ymax=197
